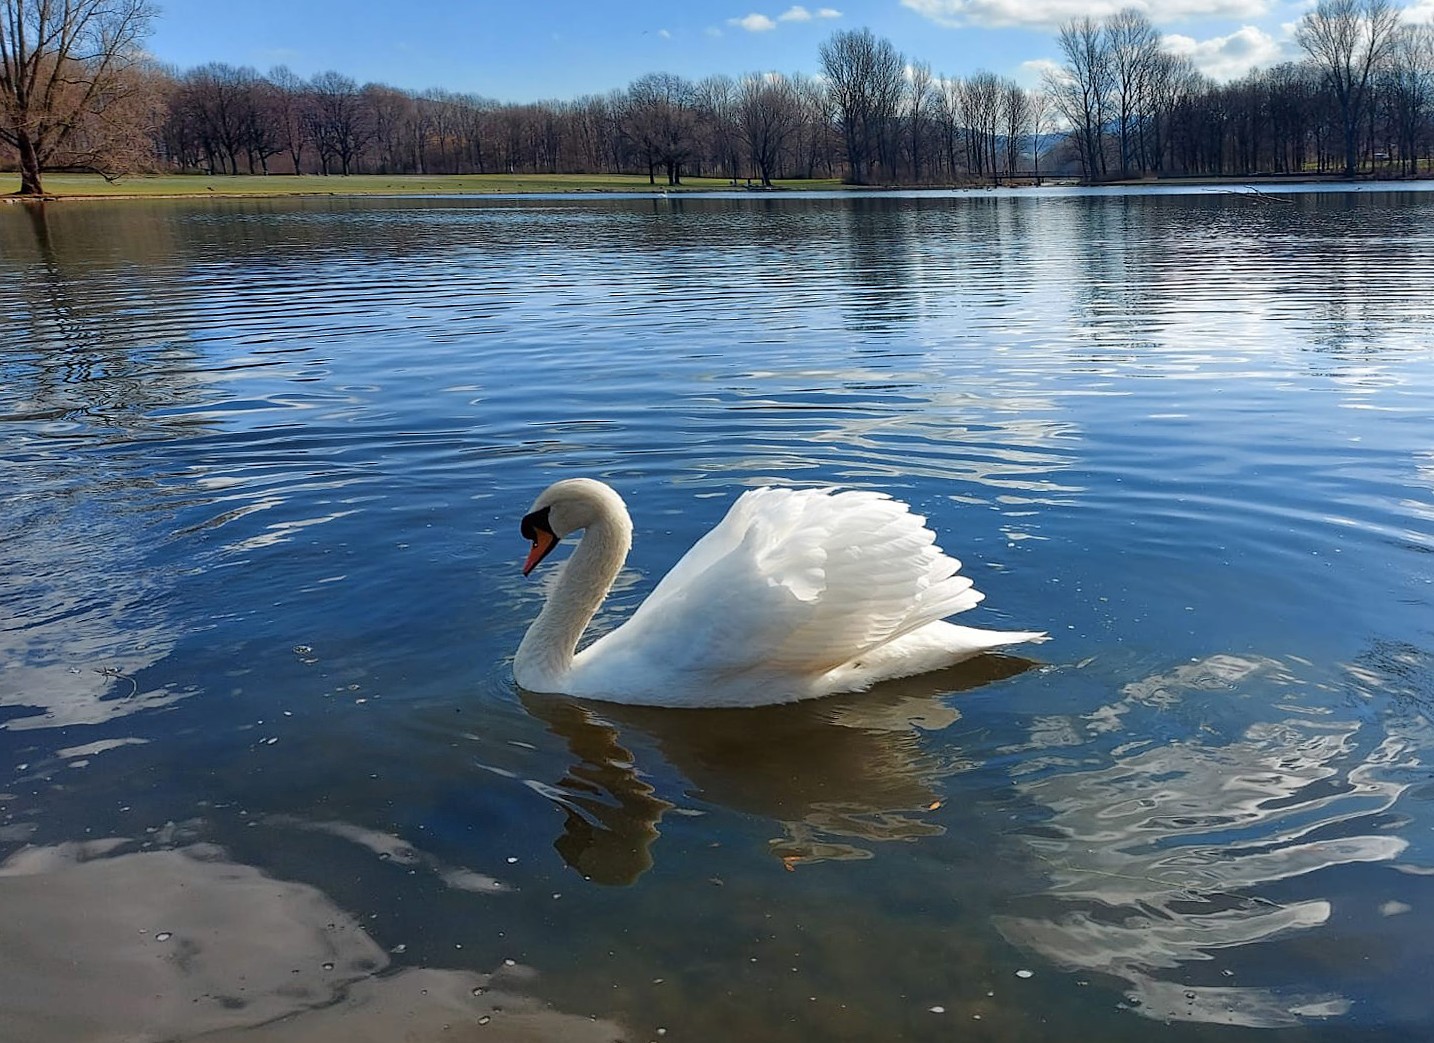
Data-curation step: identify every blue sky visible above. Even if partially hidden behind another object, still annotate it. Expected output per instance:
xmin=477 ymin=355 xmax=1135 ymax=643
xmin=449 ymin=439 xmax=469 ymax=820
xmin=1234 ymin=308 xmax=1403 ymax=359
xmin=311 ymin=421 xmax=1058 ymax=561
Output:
xmin=148 ymin=0 xmax=1434 ymax=101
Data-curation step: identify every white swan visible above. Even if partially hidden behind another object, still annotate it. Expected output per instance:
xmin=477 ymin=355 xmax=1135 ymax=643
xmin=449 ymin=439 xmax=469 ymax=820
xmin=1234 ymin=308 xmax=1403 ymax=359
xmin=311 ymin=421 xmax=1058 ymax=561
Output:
xmin=514 ymin=478 xmax=1045 ymax=707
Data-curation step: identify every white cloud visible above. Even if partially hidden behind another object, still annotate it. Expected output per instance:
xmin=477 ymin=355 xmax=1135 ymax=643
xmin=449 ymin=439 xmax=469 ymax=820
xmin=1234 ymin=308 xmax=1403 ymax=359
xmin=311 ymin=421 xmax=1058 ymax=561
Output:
xmin=1404 ymin=0 xmax=1434 ymax=22
xmin=1165 ymin=25 xmax=1285 ymax=80
xmin=900 ymin=0 xmax=1271 ymax=30
xmin=730 ymin=13 xmax=779 ymax=31
xmin=730 ymin=6 xmax=841 ymax=31
xmin=658 ymin=28 xmax=672 ymax=39
xmin=705 ymin=26 xmax=725 ymax=37
xmin=778 ymin=4 xmax=843 ymax=18
xmin=1019 ymin=57 xmax=1065 ymax=85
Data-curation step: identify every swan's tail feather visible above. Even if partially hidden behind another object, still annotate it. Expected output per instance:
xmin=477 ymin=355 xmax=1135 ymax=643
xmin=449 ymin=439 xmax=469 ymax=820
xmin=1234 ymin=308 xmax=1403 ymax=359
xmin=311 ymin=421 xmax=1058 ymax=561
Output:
xmin=944 ymin=624 xmax=1049 ymax=650
xmin=826 ymin=621 xmax=1047 ymax=693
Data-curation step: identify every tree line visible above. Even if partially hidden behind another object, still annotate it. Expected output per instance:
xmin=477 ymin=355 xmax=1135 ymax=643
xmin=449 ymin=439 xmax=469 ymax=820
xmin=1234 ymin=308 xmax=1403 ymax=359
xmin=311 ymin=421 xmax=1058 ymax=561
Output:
xmin=3 ymin=0 xmax=1432 ymax=196
xmin=1050 ymin=0 xmax=1429 ymax=180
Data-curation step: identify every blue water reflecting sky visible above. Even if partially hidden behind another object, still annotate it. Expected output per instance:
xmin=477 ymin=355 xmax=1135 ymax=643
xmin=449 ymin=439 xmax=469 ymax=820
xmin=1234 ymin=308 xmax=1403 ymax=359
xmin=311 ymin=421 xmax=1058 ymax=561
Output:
xmin=2 ymin=186 xmax=1433 ymax=1041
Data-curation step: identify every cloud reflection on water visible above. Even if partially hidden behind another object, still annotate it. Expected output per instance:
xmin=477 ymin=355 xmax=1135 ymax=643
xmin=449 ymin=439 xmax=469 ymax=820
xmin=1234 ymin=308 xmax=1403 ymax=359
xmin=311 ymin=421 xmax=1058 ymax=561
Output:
xmin=0 ymin=481 xmax=185 ymax=732
xmin=997 ymin=653 xmax=1425 ymax=1028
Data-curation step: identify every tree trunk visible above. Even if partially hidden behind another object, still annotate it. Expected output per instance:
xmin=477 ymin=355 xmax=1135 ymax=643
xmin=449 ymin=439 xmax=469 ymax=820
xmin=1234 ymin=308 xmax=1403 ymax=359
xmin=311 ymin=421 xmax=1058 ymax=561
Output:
xmin=16 ymin=131 xmax=45 ymax=195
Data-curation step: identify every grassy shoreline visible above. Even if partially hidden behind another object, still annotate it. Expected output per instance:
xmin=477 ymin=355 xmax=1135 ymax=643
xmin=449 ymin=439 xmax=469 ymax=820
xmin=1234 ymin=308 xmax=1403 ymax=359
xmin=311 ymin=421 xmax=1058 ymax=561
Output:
xmin=2 ymin=172 xmax=847 ymax=200
xmin=5 ymin=170 xmax=1426 ymax=201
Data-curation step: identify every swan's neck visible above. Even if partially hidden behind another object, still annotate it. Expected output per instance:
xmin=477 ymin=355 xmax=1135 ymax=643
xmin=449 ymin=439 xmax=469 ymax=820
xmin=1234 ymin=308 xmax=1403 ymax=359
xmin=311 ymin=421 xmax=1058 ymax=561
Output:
xmin=514 ymin=508 xmax=632 ymax=690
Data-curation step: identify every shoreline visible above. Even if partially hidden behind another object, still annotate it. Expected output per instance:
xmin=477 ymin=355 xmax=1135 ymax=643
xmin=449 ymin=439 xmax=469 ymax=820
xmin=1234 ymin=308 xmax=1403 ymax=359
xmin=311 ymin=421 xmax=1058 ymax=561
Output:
xmin=5 ymin=170 xmax=1431 ymax=203
xmin=1 ymin=173 xmax=845 ymax=203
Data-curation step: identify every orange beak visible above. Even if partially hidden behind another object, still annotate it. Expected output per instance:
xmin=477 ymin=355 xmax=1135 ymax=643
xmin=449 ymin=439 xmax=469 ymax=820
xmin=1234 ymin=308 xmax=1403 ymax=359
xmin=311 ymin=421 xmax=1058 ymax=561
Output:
xmin=522 ymin=529 xmax=559 ymax=576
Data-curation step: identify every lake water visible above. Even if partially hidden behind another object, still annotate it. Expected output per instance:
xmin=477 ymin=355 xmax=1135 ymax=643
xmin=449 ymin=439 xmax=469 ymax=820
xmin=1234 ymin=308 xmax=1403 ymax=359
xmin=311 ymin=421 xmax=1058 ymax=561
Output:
xmin=3 ymin=185 xmax=1434 ymax=1042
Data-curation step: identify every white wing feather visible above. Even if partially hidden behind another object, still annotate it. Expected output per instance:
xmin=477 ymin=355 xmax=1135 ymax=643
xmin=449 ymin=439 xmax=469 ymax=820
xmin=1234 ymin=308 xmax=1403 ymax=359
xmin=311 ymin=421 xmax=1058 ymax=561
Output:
xmin=572 ymin=488 xmax=1002 ymax=698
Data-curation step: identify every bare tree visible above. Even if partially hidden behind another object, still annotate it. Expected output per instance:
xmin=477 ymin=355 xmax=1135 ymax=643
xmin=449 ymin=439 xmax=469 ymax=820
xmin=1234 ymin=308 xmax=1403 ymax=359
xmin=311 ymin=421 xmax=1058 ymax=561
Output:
xmin=456 ymin=94 xmax=492 ymax=173
xmin=1027 ymin=87 xmax=1054 ymax=182
xmin=171 ymin=64 xmax=248 ymax=173
xmin=1145 ymin=52 xmax=1200 ymax=174
xmin=1000 ymin=80 xmax=1031 ymax=176
xmin=1049 ymin=17 xmax=1115 ymax=180
xmin=1 ymin=0 xmax=157 ymax=194
xmin=1296 ymin=0 xmax=1402 ymax=177
xmin=870 ymin=46 xmax=906 ymax=181
xmin=737 ymin=72 xmax=799 ymax=186
xmin=1107 ymin=8 xmax=1162 ymax=176
xmin=240 ymin=73 xmax=285 ymax=173
xmin=695 ymin=74 xmax=741 ymax=182
xmin=906 ymin=60 xmax=934 ymax=183
xmin=790 ymin=73 xmax=833 ymax=179
xmin=1383 ymin=24 xmax=1434 ymax=174
xmin=620 ymin=72 xmax=697 ymax=184
xmin=562 ymin=93 xmax=617 ymax=174
xmin=934 ymin=75 xmax=962 ymax=178
xmin=960 ymin=71 xmax=1003 ymax=180
xmin=364 ymin=83 xmax=417 ymax=173
xmin=57 ymin=56 xmax=165 ymax=176
xmin=308 ymin=70 xmax=372 ymax=175
xmin=177 ymin=64 xmax=284 ymax=174
xmin=157 ymin=70 xmax=203 ymax=170
xmin=820 ymin=28 xmax=903 ymax=184
xmin=494 ymin=102 xmax=553 ymax=173
xmin=268 ymin=65 xmax=312 ymax=174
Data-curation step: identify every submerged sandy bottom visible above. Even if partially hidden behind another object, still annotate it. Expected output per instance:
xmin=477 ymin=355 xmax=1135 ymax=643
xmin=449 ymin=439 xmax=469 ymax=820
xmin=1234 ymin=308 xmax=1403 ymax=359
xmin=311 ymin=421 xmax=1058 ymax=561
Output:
xmin=0 ymin=841 xmax=624 ymax=1042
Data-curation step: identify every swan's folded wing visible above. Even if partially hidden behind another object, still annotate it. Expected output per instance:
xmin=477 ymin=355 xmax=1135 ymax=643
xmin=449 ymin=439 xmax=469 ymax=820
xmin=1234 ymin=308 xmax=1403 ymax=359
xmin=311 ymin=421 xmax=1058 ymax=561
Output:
xmin=579 ymin=488 xmax=986 ymax=683
xmin=754 ymin=488 xmax=986 ymax=671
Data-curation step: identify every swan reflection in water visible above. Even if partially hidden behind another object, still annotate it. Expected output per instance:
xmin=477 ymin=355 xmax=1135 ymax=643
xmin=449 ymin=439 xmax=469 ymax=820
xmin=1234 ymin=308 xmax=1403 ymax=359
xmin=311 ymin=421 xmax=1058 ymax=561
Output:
xmin=516 ymin=654 xmax=1039 ymax=885
xmin=512 ymin=646 xmax=1433 ymax=1031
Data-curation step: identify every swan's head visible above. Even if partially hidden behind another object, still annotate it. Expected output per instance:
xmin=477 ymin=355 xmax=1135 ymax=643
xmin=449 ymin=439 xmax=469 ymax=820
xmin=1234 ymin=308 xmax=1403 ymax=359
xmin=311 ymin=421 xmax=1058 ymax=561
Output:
xmin=520 ymin=478 xmax=630 ymax=576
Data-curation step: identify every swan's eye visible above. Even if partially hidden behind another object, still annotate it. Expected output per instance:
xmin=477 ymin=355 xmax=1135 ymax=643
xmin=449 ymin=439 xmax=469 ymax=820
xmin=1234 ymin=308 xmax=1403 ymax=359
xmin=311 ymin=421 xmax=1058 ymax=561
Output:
xmin=521 ymin=506 xmax=554 ymax=542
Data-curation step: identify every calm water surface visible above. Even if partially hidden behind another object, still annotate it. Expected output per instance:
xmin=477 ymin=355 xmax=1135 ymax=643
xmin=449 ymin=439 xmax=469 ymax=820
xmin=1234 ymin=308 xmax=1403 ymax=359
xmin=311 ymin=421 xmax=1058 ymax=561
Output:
xmin=2 ymin=186 xmax=1434 ymax=1041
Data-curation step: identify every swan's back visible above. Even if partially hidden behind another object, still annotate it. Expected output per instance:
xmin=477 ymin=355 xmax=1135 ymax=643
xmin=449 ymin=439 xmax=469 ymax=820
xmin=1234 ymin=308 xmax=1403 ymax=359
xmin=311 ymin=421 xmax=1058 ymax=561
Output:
xmin=568 ymin=487 xmax=1015 ymax=704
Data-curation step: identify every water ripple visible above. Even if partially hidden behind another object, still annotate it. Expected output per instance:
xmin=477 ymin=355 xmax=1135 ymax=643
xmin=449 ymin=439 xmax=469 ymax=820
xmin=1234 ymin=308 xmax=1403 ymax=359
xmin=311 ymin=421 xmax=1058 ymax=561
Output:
xmin=3 ymin=189 xmax=1434 ymax=1040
